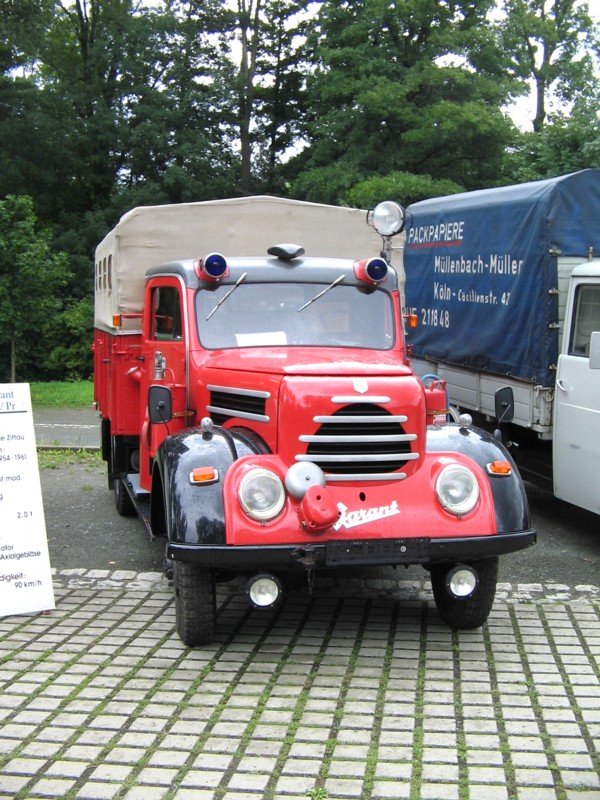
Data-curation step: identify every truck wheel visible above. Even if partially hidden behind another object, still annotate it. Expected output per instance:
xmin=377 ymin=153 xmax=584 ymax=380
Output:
xmin=174 ymin=562 xmax=216 ymax=647
xmin=430 ymin=557 xmax=498 ymax=630
xmin=113 ymin=478 xmax=136 ymax=516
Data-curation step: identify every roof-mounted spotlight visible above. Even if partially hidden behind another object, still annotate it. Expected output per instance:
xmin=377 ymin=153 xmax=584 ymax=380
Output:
xmin=194 ymin=252 xmax=229 ymax=282
xmin=367 ymin=201 xmax=406 ymax=237
xmin=354 ymin=257 xmax=388 ymax=285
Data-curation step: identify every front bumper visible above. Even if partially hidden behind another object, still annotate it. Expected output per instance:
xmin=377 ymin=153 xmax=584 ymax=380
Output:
xmin=167 ymin=529 xmax=536 ymax=571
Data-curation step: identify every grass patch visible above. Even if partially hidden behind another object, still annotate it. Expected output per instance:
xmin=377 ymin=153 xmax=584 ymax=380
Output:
xmin=30 ymin=380 xmax=93 ymax=407
xmin=37 ymin=449 xmax=101 ymax=470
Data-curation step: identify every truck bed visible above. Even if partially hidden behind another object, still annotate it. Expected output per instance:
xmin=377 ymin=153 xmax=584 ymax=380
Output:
xmin=411 ymin=356 xmax=554 ymax=438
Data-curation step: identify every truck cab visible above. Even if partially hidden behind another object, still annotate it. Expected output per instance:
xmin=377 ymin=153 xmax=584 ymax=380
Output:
xmin=553 ymin=261 xmax=600 ymax=513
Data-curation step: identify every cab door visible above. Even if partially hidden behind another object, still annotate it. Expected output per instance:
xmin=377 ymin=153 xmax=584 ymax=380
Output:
xmin=553 ymin=276 xmax=600 ymax=514
xmin=139 ymin=278 xmax=190 ymax=488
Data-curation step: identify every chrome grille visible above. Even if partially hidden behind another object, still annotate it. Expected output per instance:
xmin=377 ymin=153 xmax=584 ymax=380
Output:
xmin=297 ymin=403 xmax=418 ymax=479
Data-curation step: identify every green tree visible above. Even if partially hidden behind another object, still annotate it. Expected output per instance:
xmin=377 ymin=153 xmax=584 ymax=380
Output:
xmin=498 ymin=0 xmax=599 ymax=133
xmin=0 ymin=196 xmax=69 ymax=382
xmin=215 ymin=0 xmax=313 ymax=194
xmin=0 ymin=1 xmax=74 ymax=221
xmin=34 ymin=1 xmax=182 ymax=214
xmin=114 ymin=0 xmax=239 ymax=206
xmin=347 ymin=171 xmax=464 ymax=208
xmin=291 ymin=0 xmax=517 ymax=204
xmin=46 ymin=296 xmax=94 ymax=380
xmin=503 ymin=97 xmax=600 ymax=181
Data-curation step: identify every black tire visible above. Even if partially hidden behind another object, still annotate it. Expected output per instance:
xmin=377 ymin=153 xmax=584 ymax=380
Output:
xmin=174 ymin=562 xmax=216 ymax=647
xmin=430 ymin=557 xmax=498 ymax=630
xmin=113 ymin=478 xmax=136 ymax=517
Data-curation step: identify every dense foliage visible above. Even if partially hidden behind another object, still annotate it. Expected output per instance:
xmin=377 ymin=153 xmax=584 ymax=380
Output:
xmin=0 ymin=195 xmax=70 ymax=381
xmin=0 ymin=0 xmax=598 ymax=380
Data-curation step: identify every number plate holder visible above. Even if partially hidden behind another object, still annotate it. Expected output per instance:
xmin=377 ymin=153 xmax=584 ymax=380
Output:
xmin=325 ymin=538 xmax=430 ymax=566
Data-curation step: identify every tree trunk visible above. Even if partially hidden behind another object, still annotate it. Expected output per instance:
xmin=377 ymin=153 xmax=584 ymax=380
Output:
xmin=10 ymin=336 xmax=16 ymax=383
xmin=532 ymin=73 xmax=546 ymax=133
xmin=238 ymin=0 xmax=261 ymax=194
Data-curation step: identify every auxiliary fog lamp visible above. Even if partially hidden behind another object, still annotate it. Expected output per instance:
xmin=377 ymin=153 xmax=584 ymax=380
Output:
xmin=246 ymin=574 xmax=282 ymax=609
xmin=445 ymin=564 xmax=479 ymax=599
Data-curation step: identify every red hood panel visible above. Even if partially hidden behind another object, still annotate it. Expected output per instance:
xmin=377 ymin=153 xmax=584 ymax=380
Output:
xmin=199 ymin=347 xmax=412 ymax=376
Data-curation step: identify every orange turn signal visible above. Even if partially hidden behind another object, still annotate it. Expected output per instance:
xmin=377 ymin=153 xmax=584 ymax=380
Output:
xmin=112 ymin=314 xmax=122 ymax=327
xmin=189 ymin=467 xmax=219 ymax=485
xmin=486 ymin=460 xmax=512 ymax=476
xmin=404 ymin=313 xmax=418 ymax=328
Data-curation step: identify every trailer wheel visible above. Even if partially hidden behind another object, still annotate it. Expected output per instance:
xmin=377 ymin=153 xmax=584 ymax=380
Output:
xmin=113 ymin=478 xmax=136 ymax=516
xmin=430 ymin=557 xmax=498 ymax=630
xmin=174 ymin=562 xmax=216 ymax=647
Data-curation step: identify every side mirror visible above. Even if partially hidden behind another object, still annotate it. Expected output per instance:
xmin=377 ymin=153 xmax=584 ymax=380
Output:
xmin=589 ymin=331 xmax=600 ymax=370
xmin=148 ymin=385 xmax=173 ymax=424
xmin=495 ymin=386 xmax=514 ymax=425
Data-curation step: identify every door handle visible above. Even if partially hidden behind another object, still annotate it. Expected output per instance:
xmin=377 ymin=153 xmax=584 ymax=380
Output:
xmin=556 ymin=379 xmax=571 ymax=392
xmin=153 ymin=351 xmax=166 ymax=380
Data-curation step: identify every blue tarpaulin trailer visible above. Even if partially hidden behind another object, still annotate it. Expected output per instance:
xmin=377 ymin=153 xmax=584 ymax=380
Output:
xmin=404 ymin=169 xmax=600 ymax=388
xmin=403 ymin=170 xmax=600 ymax=515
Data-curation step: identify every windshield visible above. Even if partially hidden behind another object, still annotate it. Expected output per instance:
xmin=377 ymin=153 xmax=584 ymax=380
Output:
xmin=196 ymin=282 xmax=395 ymax=350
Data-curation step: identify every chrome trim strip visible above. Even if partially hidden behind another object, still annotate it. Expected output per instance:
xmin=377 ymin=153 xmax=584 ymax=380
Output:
xmin=331 ymin=395 xmax=391 ymax=404
xmin=325 ymin=473 xmax=407 ymax=482
xmin=206 ymin=405 xmax=269 ymax=423
xmin=313 ymin=414 xmax=408 ymax=424
xmin=295 ymin=452 xmax=420 ymax=463
xmin=207 ymin=385 xmax=270 ymax=399
xmin=299 ymin=433 xmax=417 ymax=443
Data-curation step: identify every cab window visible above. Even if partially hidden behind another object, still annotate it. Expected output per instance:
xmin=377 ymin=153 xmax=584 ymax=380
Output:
xmin=152 ymin=286 xmax=183 ymax=340
xmin=569 ymin=284 xmax=600 ymax=356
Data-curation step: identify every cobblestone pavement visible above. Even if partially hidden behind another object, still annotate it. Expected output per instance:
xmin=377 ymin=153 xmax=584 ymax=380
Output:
xmin=0 ymin=572 xmax=598 ymax=800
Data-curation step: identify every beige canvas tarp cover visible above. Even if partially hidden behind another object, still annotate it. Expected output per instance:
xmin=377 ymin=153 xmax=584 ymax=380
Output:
xmin=94 ymin=195 xmax=404 ymax=332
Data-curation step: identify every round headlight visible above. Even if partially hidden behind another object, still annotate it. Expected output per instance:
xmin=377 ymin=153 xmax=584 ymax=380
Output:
xmin=370 ymin=201 xmax=406 ymax=236
xmin=435 ymin=464 xmax=479 ymax=516
xmin=239 ymin=468 xmax=285 ymax=521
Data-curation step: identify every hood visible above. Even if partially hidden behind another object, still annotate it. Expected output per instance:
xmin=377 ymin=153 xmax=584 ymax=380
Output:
xmin=198 ymin=346 xmax=412 ymax=377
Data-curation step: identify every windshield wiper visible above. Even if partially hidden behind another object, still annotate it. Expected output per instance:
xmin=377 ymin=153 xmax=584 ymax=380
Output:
xmin=297 ymin=274 xmax=345 ymax=312
xmin=206 ymin=272 xmax=248 ymax=320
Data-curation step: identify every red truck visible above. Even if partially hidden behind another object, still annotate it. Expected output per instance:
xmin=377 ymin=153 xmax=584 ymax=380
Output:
xmin=93 ymin=196 xmax=535 ymax=646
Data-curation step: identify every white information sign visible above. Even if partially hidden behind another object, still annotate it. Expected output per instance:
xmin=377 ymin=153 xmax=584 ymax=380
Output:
xmin=0 ymin=384 xmax=55 ymax=617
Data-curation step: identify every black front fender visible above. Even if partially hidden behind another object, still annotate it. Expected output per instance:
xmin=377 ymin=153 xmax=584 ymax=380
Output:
xmin=154 ymin=425 xmax=265 ymax=546
xmin=427 ymin=423 xmax=531 ymax=534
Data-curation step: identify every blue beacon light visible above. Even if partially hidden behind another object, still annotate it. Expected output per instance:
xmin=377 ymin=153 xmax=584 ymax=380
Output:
xmin=194 ymin=253 xmax=229 ymax=281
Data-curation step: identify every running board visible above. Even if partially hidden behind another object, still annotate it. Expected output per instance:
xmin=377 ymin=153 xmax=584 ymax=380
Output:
xmin=124 ymin=473 xmax=153 ymax=539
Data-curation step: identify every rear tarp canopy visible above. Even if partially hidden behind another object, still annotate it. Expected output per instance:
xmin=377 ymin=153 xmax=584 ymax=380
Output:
xmin=94 ymin=196 xmax=402 ymax=332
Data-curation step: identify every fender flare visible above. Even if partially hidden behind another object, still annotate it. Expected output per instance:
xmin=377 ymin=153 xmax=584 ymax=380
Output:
xmin=426 ymin=423 xmax=531 ymax=534
xmin=153 ymin=425 xmax=267 ymax=546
